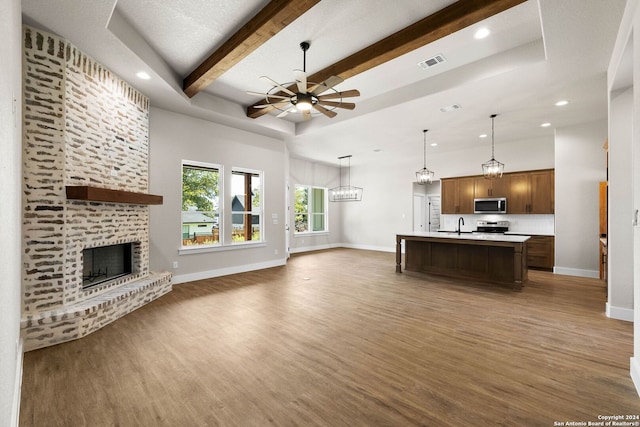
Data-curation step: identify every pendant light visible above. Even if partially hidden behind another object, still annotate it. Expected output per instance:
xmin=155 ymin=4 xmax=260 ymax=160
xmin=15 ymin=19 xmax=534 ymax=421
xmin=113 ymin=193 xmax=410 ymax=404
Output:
xmin=482 ymin=114 xmax=504 ymax=179
xmin=329 ymin=155 xmax=363 ymax=202
xmin=416 ymin=129 xmax=434 ymax=184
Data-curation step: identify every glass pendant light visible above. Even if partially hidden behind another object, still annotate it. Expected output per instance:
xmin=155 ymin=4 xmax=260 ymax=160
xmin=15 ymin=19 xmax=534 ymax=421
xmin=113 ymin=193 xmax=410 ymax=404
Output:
xmin=416 ymin=129 xmax=435 ymax=184
xmin=482 ymin=114 xmax=504 ymax=179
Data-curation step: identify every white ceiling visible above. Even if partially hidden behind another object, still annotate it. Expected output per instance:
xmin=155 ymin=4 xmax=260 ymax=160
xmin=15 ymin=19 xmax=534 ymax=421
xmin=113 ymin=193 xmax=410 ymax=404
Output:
xmin=21 ymin=0 xmax=627 ymax=167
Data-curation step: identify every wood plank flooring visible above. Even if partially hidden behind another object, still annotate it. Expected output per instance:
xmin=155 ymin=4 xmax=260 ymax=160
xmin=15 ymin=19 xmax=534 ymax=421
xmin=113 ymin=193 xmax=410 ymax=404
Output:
xmin=20 ymin=248 xmax=640 ymax=426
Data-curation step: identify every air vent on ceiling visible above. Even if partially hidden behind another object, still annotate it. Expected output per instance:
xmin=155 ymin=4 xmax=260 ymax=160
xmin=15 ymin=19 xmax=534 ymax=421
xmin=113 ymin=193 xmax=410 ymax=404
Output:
xmin=417 ymin=54 xmax=446 ymax=69
xmin=439 ymin=104 xmax=462 ymax=113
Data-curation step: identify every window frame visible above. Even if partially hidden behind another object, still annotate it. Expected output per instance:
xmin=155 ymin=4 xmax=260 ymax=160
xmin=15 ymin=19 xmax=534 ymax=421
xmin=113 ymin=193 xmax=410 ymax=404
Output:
xmin=180 ymin=160 xmax=223 ymax=251
xmin=230 ymin=167 xmax=264 ymax=245
xmin=294 ymin=184 xmax=329 ymax=235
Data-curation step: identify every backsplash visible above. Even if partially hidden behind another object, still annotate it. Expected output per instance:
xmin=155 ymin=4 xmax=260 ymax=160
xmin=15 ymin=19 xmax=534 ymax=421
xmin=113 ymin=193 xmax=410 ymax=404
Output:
xmin=440 ymin=214 xmax=555 ymax=235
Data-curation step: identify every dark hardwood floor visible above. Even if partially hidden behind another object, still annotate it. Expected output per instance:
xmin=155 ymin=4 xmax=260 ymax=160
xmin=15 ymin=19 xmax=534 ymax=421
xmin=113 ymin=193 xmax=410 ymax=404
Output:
xmin=20 ymin=248 xmax=640 ymax=426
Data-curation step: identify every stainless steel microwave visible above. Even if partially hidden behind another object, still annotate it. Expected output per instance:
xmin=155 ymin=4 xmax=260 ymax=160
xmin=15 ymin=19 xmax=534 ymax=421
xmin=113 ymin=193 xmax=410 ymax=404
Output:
xmin=474 ymin=197 xmax=507 ymax=214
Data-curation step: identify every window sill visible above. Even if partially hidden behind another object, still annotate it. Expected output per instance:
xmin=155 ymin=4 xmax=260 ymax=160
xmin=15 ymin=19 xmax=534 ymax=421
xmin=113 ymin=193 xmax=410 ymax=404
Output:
xmin=179 ymin=241 xmax=266 ymax=255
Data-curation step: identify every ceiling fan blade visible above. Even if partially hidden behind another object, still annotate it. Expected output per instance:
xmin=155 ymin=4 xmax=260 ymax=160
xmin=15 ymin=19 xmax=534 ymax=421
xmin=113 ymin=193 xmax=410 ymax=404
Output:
xmin=312 ymin=104 xmax=338 ymax=118
xmin=254 ymin=101 xmax=291 ymax=109
xmin=294 ymin=70 xmax=307 ymax=94
xmin=246 ymin=91 xmax=290 ymax=100
xmin=302 ymin=110 xmax=312 ymax=121
xmin=317 ymin=100 xmax=356 ymax=110
xmin=260 ymin=76 xmax=296 ymax=96
xmin=317 ymin=89 xmax=361 ymax=100
xmin=309 ymin=76 xmax=344 ymax=95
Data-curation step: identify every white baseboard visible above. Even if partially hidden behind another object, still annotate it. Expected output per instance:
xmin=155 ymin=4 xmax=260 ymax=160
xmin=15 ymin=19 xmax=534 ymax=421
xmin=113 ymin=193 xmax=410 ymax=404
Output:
xmin=171 ymin=258 xmax=287 ymax=284
xmin=339 ymin=243 xmax=396 ymax=253
xmin=290 ymin=243 xmax=398 ymax=254
xmin=289 ymin=243 xmax=341 ymax=254
xmin=12 ymin=338 xmax=23 ymax=427
xmin=606 ymin=302 xmax=634 ymax=322
xmin=553 ymin=266 xmax=600 ymax=278
xmin=630 ymin=357 xmax=640 ymax=397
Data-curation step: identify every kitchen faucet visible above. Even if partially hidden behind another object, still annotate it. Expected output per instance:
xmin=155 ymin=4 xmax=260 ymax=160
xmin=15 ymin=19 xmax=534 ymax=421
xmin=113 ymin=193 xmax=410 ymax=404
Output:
xmin=457 ymin=217 xmax=464 ymax=235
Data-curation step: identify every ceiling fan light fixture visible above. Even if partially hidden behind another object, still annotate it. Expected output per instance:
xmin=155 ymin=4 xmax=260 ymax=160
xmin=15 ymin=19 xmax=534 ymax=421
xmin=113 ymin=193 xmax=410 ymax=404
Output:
xmin=292 ymin=93 xmax=315 ymax=111
xmin=247 ymin=41 xmax=359 ymax=120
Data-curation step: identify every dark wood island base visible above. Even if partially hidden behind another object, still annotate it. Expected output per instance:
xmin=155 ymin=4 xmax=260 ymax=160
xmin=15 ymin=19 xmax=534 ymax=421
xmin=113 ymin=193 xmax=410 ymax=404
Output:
xmin=396 ymin=233 xmax=529 ymax=291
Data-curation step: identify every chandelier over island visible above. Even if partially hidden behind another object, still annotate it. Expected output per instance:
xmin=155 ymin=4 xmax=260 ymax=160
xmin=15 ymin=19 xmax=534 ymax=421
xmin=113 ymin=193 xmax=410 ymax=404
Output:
xmin=329 ymin=155 xmax=363 ymax=202
xmin=482 ymin=114 xmax=505 ymax=179
xmin=416 ymin=129 xmax=435 ymax=184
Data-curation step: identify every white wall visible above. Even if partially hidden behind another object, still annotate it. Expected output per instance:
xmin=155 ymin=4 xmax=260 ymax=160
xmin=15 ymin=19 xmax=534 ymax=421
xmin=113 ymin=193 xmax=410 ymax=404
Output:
xmin=608 ymin=89 xmax=634 ymax=319
xmin=1 ymin=0 xmax=23 ymax=425
xmin=608 ymin=0 xmax=640 ymax=396
xmin=555 ymin=120 xmax=608 ymax=278
xmin=288 ymin=158 xmax=342 ymax=252
xmin=434 ymin=136 xmax=554 ymax=178
xmin=148 ymin=107 xmax=288 ymax=284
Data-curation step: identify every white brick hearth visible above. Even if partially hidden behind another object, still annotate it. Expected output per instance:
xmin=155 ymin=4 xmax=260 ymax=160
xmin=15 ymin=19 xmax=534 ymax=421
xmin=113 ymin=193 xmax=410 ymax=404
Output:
xmin=21 ymin=26 xmax=172 ymax=351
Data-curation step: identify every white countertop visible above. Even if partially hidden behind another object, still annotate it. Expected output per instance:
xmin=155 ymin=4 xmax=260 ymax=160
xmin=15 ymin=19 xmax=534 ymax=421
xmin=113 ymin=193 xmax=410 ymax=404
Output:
xmin=399 ymin=232 xmax=531 ymax=243
xmin=505 ymin=231 xmax=554 ymax=237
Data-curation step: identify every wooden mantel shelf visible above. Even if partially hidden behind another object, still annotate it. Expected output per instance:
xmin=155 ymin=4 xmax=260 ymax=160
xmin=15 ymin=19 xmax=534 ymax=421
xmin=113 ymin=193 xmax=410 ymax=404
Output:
xmin=66 ymin=186 xmax=163 ymax=205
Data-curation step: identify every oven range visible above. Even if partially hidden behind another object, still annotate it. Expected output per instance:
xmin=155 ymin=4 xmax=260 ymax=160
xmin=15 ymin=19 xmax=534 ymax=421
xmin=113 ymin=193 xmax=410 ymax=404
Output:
xmin=475 ymin=220 xmax=509 ymax=234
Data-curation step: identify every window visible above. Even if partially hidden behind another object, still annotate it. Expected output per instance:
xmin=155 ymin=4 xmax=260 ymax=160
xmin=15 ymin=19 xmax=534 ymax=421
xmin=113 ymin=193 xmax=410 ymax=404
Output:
xmin=181 ymin=161 xmax=221 ymax=247
xmin=231 ymin=168 xmax=262 ymax=243
xmin=294 ymin=185 xmax=327 ymax=233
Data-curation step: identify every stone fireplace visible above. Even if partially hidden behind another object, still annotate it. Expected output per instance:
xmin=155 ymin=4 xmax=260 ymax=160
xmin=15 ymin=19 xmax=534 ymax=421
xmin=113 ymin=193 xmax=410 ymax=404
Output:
xmin=21 ymin=26 xmax=172 ymax=351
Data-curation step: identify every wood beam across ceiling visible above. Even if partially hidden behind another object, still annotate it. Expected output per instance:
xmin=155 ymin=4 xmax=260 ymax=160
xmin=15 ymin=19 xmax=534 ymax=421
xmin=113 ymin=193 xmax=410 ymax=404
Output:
xmin=182 ymin=0 xmax=321 ymax=98
xmin=247 ymin=0 xmax=526 ymax=119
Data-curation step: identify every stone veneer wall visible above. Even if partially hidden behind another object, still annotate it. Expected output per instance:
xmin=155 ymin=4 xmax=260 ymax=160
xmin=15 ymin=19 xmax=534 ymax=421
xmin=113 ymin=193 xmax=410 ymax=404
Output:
xmin=21 ymin=26 xmax=171 ymax=351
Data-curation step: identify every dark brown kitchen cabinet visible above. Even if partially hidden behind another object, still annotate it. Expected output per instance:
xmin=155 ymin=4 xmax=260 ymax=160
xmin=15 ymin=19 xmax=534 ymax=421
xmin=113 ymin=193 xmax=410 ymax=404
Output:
xmin=441 ymin=177 xmax=475 ymax=214
xmin=507 ymin=169 xmax=554 ymax=214
xmin=474 ymin=175 xmax=510 ymax=198
xmin=507 ymin=173 xmax=530 ymax=213
xmin=441 ymin=169 xmax=554 ymax=215
xmin=525 ymin=235 xmax=554 ymax=270
xmin=529 ymin=170 xmax=554 ymax=213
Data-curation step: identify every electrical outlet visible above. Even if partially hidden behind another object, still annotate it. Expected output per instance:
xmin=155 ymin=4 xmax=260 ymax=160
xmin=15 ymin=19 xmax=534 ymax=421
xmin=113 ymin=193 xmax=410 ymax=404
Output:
xmin=172 ymin=261 xmax=178 ymax=269
xmin=274 ymin=249 xmax=278 ymax=255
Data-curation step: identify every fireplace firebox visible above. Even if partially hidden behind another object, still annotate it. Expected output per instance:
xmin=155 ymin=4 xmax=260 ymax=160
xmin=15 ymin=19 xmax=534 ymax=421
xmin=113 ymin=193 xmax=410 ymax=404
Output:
xmin=82 ymin=243 xmax=133 ymax=289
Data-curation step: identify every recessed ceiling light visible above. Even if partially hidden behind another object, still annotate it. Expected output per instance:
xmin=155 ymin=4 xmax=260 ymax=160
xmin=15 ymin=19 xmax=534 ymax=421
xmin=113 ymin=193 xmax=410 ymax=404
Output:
xmin=373 ymin=149 xmax=383 ymax=153
xmin=474 ymin=28 xmax=491 ymax=39
xmin=136 ymin=71 xmax=151 ymax=80
xmin=541 ymin=122 xmax=551 ymax=127
xmin=430 ymin=143 xmax=438 ymax=147
xmin=479 ymin=134 xmax=488 ymax=138
xmin=439 ymin=104 xmax=462 ymax=113
xmin=555 ymin=100 xmax=569 ymax=106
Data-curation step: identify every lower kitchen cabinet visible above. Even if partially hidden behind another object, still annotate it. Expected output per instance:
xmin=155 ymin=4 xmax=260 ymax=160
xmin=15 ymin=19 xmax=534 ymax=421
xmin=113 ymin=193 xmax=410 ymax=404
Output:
xmin=526 ymin=235 xmax=554 ymax=270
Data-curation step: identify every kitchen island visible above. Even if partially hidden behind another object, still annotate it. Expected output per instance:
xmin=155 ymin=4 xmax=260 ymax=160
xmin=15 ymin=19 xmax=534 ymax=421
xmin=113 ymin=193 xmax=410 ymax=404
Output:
xmin=396 ymin=232 xmax=530 ymax=290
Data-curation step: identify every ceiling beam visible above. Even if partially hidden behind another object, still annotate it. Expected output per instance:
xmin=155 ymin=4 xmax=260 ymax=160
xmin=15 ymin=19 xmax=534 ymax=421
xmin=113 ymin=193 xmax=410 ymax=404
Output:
xmin=247 ymin=0 xmax=526 ymax=118
xmin=183 ymin=0 xmax=321 ymax=98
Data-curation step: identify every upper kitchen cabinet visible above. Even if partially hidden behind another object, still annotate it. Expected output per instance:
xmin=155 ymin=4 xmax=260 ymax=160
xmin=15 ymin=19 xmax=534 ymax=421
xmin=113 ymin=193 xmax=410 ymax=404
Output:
xmin=441 ymin=177 xmax=475 ymax=214
xmin=441 ymin=169 xmax=554 ymax=215
xmin=474 ymin=175 xmax=510 ymax=198
xmin=508 ymin=169 xmax=554 ymax=214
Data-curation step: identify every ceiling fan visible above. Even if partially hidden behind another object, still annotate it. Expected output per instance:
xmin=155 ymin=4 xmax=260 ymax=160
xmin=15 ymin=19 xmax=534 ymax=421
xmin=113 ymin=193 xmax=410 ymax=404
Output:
xmin=247 ymin=41 xmax=360 ymax=120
